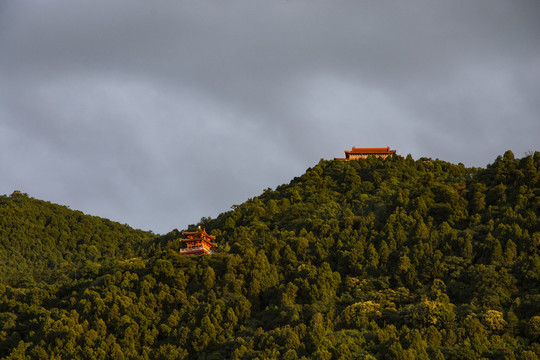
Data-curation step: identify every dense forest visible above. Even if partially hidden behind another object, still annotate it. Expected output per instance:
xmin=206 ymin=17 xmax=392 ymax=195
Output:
xmin=0 ymin=195 xmax=154 ymax=286
xmin=1 ymin=150 xmax=539 ymax=359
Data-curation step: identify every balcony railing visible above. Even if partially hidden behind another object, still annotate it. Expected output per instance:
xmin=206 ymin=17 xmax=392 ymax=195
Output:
xmin=179 ymin=246 xmax=211 ymax=254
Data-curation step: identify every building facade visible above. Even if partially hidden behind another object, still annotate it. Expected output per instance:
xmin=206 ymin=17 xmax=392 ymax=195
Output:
xmin=179 ymin=229 xmax=218 ymax=255
xmin=337 ymin=146 xmax=397 ymax=160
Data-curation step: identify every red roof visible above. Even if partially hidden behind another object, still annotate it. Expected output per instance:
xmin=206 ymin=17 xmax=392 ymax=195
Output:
xmin=345 ymin=146 xmax=396 ymax=155
xmin=179 ymin=237 xmax=217 ymax=244
xmin=180 ymin=229 xmax=218 ymax=248
xmin=181 ymin=230 xmax=216 ymax=240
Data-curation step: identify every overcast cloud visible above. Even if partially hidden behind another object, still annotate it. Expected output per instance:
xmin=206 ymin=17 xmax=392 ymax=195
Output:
xmin=1 ymin=1 xmax=539 ymax=233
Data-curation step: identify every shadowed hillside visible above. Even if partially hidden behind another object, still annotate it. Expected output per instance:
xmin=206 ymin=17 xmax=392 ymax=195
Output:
xmin=0 ymin=193 xmax=155 ymax=285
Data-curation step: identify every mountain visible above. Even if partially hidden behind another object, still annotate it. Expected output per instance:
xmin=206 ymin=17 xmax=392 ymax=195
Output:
xmin=1 ymin=151 xmax=539 ymax=359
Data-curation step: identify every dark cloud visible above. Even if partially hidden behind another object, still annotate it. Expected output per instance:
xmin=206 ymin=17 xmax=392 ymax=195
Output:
xmin=1 ymin=1 xmax=539 ymax=232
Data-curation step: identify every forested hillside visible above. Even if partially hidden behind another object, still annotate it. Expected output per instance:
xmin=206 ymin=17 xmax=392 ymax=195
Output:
xmin=0 ymin=194 xmax=155 ymax=285
xmin=1 ymin=151 xmax=539 ymax=359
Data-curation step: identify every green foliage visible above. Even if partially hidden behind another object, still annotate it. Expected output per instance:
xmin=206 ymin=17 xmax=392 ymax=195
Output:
xmin=0 ymin=193 xmax=155 ymax=285
xmin=1 ymin=151 xmax=539 ymax=359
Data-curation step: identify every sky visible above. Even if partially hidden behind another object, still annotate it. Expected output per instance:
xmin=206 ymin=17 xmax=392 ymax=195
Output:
xmin=1 ymin=1 xmax=539 ymax=234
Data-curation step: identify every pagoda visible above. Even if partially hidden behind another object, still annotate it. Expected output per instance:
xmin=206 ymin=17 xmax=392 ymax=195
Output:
xmin=337 ymin=146 xmax=397 ymax=160
xmin=179 ymin=228 xmax=218 ymax=255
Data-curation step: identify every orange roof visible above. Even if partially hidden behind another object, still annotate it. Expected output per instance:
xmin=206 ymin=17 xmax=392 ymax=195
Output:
xmin=181 ymin=229 xmax=216 ymax=240
xmin=179 ymin=237 xmax=218 ymax=247
xmin=345 ymin=146 xmax=396 ymax=154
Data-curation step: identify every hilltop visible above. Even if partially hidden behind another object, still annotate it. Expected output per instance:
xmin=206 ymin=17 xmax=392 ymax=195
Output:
xmin=1 ymin=151 xmax=539 ymax=359
xmin=0 ymin=193 xmax=155 ymax=285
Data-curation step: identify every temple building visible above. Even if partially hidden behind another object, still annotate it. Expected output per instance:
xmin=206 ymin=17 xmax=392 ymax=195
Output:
xmin=337 ymin=146 xmax=397 ymax=160
xmin=179 ymin=228 xmax=218 ymax=255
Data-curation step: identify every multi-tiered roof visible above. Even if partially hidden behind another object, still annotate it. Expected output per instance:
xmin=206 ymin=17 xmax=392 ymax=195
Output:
xmin=179 ymin=229 xmax=218 ymax=255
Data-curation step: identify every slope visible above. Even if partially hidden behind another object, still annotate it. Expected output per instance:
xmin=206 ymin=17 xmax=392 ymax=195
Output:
xmin=0 ymin=193 xmax=156 ymax=285
xmin=1 ymin=151 xmax=539 ymax=359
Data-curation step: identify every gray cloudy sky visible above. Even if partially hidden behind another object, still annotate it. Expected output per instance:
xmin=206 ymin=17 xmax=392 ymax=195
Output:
xmin=1 ymin=1 xmax=539 ymax=233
